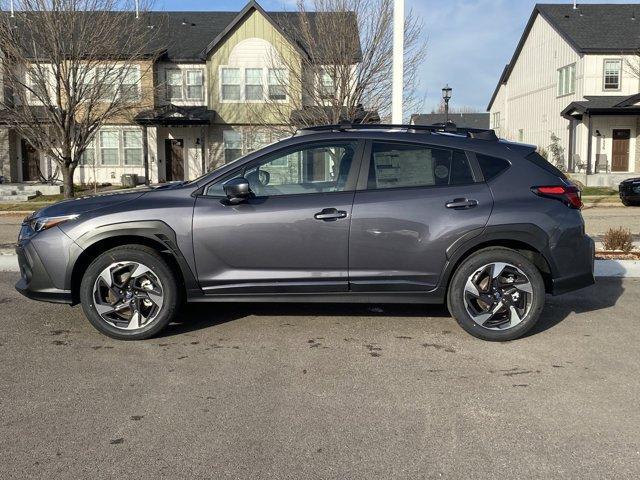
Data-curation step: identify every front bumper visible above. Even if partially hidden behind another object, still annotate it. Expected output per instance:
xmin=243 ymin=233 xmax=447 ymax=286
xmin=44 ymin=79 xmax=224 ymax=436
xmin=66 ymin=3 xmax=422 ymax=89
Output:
xmin=14 ymin=226 xmax=78 ymax=305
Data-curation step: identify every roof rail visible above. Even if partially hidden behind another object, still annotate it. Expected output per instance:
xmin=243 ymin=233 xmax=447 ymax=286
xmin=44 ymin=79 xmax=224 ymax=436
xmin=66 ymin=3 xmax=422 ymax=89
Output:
xmin=294 ymin=122 xmax=498 ymax=141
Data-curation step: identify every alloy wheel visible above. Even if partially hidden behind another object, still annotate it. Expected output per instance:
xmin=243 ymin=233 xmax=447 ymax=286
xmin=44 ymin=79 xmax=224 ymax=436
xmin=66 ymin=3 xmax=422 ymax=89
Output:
xmin=463 ymin=262 xmax=533 ymax=330
xmin=92 ymin=262 xmax=164 ymax=330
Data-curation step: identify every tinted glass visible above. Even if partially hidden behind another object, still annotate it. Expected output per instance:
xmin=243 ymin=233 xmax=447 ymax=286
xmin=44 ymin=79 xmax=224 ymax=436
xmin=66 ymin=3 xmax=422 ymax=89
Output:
xmin=206 ymin=142 xmax=357 ymax=197
xmin=367 ymin=143 xmax=474 ymax=189
xmin=525 ymin=152 xmax=567 ymax=180
xmin=476 ymin=154 xmax=511 ymax=181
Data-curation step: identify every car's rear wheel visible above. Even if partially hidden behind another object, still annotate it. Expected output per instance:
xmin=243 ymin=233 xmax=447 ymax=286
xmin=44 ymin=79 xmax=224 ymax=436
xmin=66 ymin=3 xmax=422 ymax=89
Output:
xmin=447 ymin=248 xmax=545 ymax=341
xmin=79 ymin=245 xmax=179 ymax=340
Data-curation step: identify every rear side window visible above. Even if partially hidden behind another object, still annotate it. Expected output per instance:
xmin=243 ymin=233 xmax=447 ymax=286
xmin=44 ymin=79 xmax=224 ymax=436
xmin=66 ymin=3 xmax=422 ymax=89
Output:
xmin=525 ymin=152 xmax=567 ymax=179
xmin=476 ymin=154 xmax=510 ymax=181
xmin=367 ymin=142 xmax=474 ymax=190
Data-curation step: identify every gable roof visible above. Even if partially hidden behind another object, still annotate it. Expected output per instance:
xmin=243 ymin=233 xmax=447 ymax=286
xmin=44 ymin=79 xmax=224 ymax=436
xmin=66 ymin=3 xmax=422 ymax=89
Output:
xmin=487 ymin=3 xmax=640 ymax=111
xmin=561 ymin=93 xmax=640 ymax=119
xmin=410 ymin=113 xmax=490 ymax=129
xmin=151 ymin=1 xmax=361 ymax=62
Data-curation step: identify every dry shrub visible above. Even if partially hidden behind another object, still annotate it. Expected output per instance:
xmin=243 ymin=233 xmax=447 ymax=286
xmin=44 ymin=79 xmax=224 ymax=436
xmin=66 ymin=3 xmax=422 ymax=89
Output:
xmin=603 ymin=227 xmax=634 ymax=252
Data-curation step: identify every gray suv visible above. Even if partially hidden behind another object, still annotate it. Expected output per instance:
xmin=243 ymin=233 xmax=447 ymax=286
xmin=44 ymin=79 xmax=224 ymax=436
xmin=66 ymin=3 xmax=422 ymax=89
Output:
xmin=16 ymin=124 xmax=594 ymax=341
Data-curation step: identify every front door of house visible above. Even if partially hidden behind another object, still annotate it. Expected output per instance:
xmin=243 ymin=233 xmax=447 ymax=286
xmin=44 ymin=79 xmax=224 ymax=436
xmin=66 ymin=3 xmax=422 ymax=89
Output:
xmin=164 ymin=139 xmax=184 ymax=181
xmin=612 ymin=129 xmax=630 ymax=172
xmin=21 ymin=140 xmax=39 ymax=181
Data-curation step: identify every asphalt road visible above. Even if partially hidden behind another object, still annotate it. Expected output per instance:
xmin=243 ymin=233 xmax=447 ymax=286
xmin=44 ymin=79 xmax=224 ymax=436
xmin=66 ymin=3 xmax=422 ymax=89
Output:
xmin=1 ymin=272 xmax=639 ymax=479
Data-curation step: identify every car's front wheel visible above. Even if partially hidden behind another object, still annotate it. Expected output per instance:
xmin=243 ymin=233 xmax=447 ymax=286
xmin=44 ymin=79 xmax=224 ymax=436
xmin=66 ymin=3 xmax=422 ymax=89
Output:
xmin=447 ymin=247 xmax=545 ymax=341
xmin=79 ymin=245 xmax=180 ymax=340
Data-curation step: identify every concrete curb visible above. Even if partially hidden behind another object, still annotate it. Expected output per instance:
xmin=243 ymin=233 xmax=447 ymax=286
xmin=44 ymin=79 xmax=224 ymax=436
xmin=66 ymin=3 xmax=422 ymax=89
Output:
xmin=1 ymin=253 xmax=639 ymax=278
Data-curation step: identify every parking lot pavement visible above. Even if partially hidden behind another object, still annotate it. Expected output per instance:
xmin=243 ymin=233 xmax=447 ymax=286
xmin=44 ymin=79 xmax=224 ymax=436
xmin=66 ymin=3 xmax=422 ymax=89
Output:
xmin=582 ymin=206 xmax=640 ymax=235
xmin=1 ymin=273 xmax=639 ymax=479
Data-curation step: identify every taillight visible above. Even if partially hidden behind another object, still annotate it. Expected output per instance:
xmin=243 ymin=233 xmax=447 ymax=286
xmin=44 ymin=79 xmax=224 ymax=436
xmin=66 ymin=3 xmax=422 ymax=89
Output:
xmin=532 ymin=185 xmax=583 ymax=209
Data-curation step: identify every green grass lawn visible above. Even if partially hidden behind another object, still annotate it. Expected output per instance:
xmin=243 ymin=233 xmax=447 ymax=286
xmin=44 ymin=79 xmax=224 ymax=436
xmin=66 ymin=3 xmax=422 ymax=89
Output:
xmin=581 ymin=187 xmax=618 ymax=197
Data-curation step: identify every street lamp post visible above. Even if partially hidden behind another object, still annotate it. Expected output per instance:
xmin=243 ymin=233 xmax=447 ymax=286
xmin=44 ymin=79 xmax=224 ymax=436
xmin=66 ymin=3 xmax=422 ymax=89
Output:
xmin=442 ymin=85 xmax=452 ymax=125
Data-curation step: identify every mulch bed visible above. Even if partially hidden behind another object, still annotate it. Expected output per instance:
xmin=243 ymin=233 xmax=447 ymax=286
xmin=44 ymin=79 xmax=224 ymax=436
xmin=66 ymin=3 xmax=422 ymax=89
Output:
xmin=595 ymin=251 xmax=640 ymax=260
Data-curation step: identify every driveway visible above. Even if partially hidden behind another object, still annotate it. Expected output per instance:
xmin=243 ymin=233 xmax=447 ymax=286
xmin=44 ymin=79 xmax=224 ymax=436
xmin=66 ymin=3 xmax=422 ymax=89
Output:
xmin=0 ymin=272 xmax=638 ymax=479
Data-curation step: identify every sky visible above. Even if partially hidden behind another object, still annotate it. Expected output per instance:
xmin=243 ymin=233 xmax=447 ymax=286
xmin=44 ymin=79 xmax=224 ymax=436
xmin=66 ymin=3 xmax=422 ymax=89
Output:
xmin=156 ymin=0 xmax=636 ymax=114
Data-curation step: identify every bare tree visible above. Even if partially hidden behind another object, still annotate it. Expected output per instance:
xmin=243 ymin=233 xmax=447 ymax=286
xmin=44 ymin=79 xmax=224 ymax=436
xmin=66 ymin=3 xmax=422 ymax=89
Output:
xmin=247 ymin=0 xmax=425 ymax=136
xmin=0 ymin=0 xmax=163 ymax=197
xmin=431 ymin=101 xmax=482 ymax=115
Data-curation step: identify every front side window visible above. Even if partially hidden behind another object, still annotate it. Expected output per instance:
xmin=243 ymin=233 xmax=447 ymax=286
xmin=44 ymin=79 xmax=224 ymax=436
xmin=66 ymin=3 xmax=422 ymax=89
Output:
xmin=223 ymin=130 xmax=243 ymax=163
xmin=99 ymin=131 xmax=119 ymax=166
xmin=367 ymin=142 xmax=474 ymax=190
xmin=557 ymin=63 xmax=576 ymax=96
xmin=206 ymin=142 xmax=357 ymax=197
xmin=166 ymin=69 xmax=183 ymax=100
xmin=79 ymin=138 xmax=96 ymax=165
xmin=123 ymin=130 xmax=143 ymax=165
xmin=221 ymin=68 xmax=241 ymax=101
xmin=268 ymin=69 xmax=287 ymax=101
xmin=604 ymin=59 xmax=622 ymax=90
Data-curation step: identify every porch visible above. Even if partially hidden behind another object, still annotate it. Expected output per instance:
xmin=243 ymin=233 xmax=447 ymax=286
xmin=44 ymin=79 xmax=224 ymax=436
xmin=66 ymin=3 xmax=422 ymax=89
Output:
xmin=562 ymin=94 xmax=640 ymax=187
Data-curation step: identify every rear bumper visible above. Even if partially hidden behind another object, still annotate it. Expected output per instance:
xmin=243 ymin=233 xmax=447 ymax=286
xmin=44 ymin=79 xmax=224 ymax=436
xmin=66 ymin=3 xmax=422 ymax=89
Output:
xmin=550 ymin=235 xmax=595 ymax=295
xmin=14 ymin=238 xmax=73 ymax=305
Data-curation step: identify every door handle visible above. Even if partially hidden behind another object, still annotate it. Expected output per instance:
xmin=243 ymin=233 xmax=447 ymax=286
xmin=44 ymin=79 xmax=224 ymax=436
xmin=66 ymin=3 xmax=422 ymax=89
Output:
xmin=445 ymin=198 xmax=478 ymax=209
xmin=314 ymin=208 xmax=348 ymax=220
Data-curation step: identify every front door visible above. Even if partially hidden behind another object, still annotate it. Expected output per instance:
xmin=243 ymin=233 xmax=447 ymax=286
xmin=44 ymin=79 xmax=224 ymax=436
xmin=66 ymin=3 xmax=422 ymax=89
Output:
xmin=165 ymin=139 xmax=184 ymax=181
xmin=21 ymin=140 xmax=39 ymax=181
xmin=612 ymin=129 xmax=630 ymax=172
xmin=192 ymin=140 xmax=363 ymax=294
xmin=349 ymin=141 xmax=493 ymax=291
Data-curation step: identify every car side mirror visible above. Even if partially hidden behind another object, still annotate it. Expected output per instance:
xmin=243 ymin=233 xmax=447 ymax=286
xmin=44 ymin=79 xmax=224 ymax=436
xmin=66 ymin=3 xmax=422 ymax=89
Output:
xmin=223 ymin=177 xmax=252 ymax=204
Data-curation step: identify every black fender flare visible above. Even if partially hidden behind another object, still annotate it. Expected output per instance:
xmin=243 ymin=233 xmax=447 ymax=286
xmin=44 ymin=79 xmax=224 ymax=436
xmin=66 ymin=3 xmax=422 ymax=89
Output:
xmin=67 ymin=220 xmax=200 ymax=298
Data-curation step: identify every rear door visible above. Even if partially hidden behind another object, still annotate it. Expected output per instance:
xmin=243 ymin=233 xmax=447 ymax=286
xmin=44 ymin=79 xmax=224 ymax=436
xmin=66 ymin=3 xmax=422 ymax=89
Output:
xmin=192 ymin=139 xmax=364 ymax=295
xmin=348 ymin=140 xmax=493 ymax=291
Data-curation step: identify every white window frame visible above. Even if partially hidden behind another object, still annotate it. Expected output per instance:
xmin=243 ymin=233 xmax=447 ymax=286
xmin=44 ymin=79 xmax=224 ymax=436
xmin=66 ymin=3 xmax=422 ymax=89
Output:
xmin=220 ymin=67 xmax=241 ymax=102
xmin=491 ymin=112 xmax=501 ymax=130
xmin=79 ymin=137 xmax=96 ymax=166
xmin=223 ymin=129 xmax=243 ymax=163
xmin=318 ymin=67 xmax=336 ymax=99
xmin=99 ymin=129 xmax=121 ymax=166
xmin=557 ymin=63 xmax=576 ymax=97
xmin=94 ymin=64 xmax=141 ymax=103
xmin=166 ymin=68 xmax=184 ymax=101
xmin=166 ymin=68 xmax=205 ymax=101
xmin=26 ymin=64 xmax=54 ymax=104
xmin=219 ymin=66 xmax=289 ymax=103
xmin=603 ymin=59 xmax=622 ymax=91
xmin=122 ymin=129 xmax=143 ymax=166
xmin=244 ymin=68 xmax=264 ymax=102
xmin=185 ymin=69 xmax=204 ymax=100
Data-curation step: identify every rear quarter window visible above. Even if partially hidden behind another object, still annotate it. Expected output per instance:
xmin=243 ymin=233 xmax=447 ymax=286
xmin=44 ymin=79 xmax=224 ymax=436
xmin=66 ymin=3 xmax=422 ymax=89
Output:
xmin=476 ymin=154 xmax=510 ymax=181
xmin=525 ymin=152 xmax=568 ymax=180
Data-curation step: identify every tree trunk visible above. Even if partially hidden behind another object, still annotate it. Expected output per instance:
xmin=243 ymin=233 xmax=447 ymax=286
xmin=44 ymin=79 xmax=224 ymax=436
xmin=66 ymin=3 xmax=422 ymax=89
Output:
xmin=61 ymin=163 xmax=76 ymax=198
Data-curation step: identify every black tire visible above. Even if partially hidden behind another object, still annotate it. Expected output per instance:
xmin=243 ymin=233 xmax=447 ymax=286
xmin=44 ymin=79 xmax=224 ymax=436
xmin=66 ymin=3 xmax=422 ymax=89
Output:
xmin=447 ymin=247 xmax=546 ymax=341
xmin=622 ymin=198 xmax=637 ymax=207
xmin=79 ymin=245 xmax=180 ymax=340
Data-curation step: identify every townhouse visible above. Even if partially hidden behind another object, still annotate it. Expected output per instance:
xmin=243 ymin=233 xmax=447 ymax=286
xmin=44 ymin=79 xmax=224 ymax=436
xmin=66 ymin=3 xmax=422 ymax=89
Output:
xmin=0 ymin=0 xmax=361 ymax=185
xmin=487 ymin=4 xmax=640 ymax=186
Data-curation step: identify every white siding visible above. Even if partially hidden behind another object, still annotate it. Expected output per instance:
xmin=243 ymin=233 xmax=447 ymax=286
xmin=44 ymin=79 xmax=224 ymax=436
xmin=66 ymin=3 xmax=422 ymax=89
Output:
xmin=583 ymin=55 xmax=640 ymax=96
xmin=490 ymin=14 xmax=582 ymax=157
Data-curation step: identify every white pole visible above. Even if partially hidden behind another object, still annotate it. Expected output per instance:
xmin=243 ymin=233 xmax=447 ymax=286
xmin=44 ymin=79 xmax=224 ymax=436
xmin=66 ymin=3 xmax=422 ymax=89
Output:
xmin=10 ymin=0 xmax=15 ymax=18
xmin=135 ymin=0 xmax=139 ymax=19
xmin=392 ymin=0 xmax=404 ymax=124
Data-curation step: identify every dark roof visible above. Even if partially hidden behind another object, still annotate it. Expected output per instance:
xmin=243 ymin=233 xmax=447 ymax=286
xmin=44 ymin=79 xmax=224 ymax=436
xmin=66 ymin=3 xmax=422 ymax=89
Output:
xmin=1 ymin=1 xmax=361 ymax=62
xmin=140 ymin=2 xmax=361 ymax=62
xmin=561 ymin=94 xmax=640 ymax=119
xmin=290 ymin=105 xmax=380 ymax=126
xmin=487 ymin=3 xmax=640 ymax=110
xmin=410 ymin=113 xmax=490 ymax=129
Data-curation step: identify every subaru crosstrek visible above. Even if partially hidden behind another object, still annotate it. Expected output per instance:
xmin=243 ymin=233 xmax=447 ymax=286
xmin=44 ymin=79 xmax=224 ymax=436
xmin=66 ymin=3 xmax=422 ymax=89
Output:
xmin=16 ymin=124 xmax=594 ymax=341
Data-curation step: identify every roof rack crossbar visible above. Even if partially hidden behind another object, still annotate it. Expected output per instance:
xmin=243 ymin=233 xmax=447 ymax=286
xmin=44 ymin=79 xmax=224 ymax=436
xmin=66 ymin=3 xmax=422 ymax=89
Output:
xmin=294 ymin=123 xmax=498 ymax=141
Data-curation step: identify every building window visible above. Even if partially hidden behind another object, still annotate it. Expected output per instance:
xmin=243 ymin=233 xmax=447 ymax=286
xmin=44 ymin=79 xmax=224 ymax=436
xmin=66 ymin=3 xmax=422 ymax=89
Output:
xmin=268 ymin=69 xmax=287 ymax=101
xmin=95 ymin=65 xmax=140 ymax=102
xmin=123 ymin=130 xmax=143 ymax=166
xmin=223 ymin=130 xmax=242 ymax=163
xmin=491 ymin=112 xmax=501 ymax=130
xmin=99 ymin=131 xmax=119 ymax=166
xmin=221 ymin=68 xmax=241 ymax=101
xmin=603 ymin=59 xmax=622 ymax=90
xmin=121 ymin=66 xmax=141 ymax=102
xmin=245 ymin=68 xmax=263 ymax=101
xmin=557 ymin=63 xmax=576 ymax=96
xmin=79 ymin=138 xmax=95 ymax=165
xmin=166 ymin=69 xmax=183 ymax=100
xmin=319 ymin=68 xmax=335 ymax=98
xmin=186 ymin=70 xmax=204 ymax=100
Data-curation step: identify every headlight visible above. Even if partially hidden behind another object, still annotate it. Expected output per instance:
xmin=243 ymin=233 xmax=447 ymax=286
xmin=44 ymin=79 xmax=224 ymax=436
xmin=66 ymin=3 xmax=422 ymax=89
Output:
xmin=27 ymin=214 xmax=79 ymax=233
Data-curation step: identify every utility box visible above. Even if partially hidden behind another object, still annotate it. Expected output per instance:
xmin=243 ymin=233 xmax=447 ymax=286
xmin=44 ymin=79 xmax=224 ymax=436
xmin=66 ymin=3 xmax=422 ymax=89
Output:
xmin=121 ymin=174 xmax=139 ymax=188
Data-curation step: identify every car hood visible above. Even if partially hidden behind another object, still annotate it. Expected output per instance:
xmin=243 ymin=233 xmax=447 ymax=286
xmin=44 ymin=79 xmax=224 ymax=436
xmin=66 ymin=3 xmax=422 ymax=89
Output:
xmin=31 ymin=188 xmax=151 ymax=219
xmin=620 ymin=177 xmax=640 ymax=184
